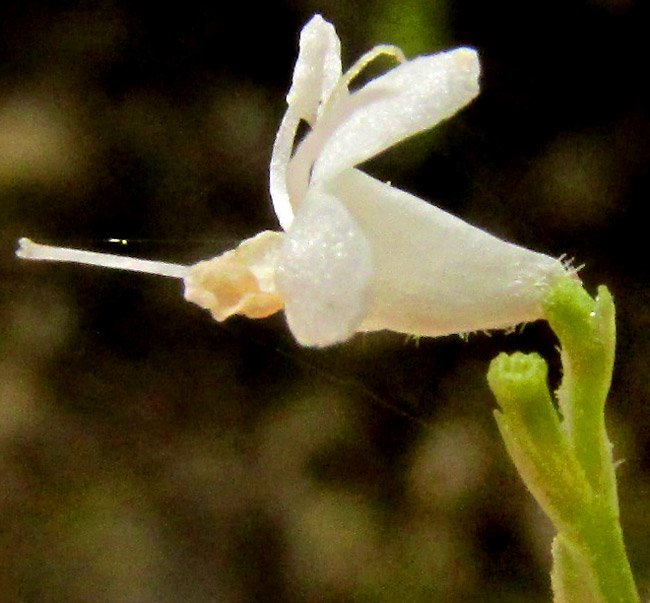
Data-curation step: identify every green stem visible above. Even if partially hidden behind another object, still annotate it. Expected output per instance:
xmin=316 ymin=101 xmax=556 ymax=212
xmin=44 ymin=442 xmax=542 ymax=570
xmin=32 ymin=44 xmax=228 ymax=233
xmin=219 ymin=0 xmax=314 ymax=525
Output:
xmin=487 ymin=278 xmax=639 ymax=603
xmin=577 ymin=504 xmax=638 ymax=603
xmin=546 ymin=282 xmax=617 ymax=502
xmin=551 ymin=535 xmax=603 ymax=603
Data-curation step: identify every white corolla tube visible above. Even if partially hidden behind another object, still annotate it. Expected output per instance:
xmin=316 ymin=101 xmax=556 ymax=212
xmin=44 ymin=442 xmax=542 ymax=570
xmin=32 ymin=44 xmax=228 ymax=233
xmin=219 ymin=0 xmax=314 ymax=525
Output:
xmin=16 ymin=14 xmax=571 ymax=347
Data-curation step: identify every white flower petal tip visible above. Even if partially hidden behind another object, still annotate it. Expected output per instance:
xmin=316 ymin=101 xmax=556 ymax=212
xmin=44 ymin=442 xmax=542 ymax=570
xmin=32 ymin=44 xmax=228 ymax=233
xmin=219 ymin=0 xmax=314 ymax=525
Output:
xmin=285 ymin=14 xmax=342 ymax=122
xmin=453 ymin=46 xmax=480 ymax=74
xmin=183 ymin=231 xmax=285 ymax=322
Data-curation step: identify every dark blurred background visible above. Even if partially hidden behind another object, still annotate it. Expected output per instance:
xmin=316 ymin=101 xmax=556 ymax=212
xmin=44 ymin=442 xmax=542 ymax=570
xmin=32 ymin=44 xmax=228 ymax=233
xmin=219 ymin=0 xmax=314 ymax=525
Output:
xmin=1 ymin=1 xmax=648 ymax=601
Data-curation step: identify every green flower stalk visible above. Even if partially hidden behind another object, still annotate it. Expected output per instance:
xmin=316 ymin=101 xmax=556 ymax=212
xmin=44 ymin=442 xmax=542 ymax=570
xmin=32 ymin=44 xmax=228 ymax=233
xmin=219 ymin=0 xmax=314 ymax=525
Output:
xmin=488 ymin=278 xmax=639 ymax=602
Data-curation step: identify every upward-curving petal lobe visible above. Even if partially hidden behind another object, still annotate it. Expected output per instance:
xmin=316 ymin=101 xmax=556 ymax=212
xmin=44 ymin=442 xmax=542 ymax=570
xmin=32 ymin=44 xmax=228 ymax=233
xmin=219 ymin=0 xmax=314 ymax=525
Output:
xmin=286 ymin=14 xmax=342 ymax=124
xmin=310 ymin=48 xmax=480 ymax=186
xmin=269 ymin=109 xmax=301 ymax=231
xmin=270 ymin=14 xmax=342 ymax=231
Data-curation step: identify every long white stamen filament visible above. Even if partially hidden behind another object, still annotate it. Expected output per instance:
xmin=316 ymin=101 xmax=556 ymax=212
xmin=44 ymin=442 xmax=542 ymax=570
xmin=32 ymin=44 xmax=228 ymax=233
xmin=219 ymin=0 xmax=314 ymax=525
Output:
xmin=16 ymin=238 xmax=190 ymax=279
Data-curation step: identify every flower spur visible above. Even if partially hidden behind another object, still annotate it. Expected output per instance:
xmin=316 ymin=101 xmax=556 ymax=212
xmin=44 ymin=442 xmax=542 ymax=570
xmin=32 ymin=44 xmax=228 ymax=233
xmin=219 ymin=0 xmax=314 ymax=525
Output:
xmin=16 ymin=14 xmax=570 ymax=347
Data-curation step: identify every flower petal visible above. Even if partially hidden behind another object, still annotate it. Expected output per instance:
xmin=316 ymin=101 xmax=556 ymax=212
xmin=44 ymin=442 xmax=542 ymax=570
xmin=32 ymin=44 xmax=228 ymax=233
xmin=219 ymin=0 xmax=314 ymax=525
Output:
xmin=286 ymin=14 xmax=342 ymax=124
xmin=310 ymin=47 xmax=480 ymax=186
xmin=270 ymin=109 xmax=301 ymax=231
xmin=326 ymin=169 xmax=568 ymax=337
xmin=274 ymin=187 xmax=373 ymax=347
xmin=270 ymin=15 xmax=342 ymax=231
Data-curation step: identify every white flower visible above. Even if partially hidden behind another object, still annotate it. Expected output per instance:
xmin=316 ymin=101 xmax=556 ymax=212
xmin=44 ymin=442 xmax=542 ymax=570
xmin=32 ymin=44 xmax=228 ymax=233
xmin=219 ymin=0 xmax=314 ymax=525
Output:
xmin=16 ymin=14 xmax=569 ymax=348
